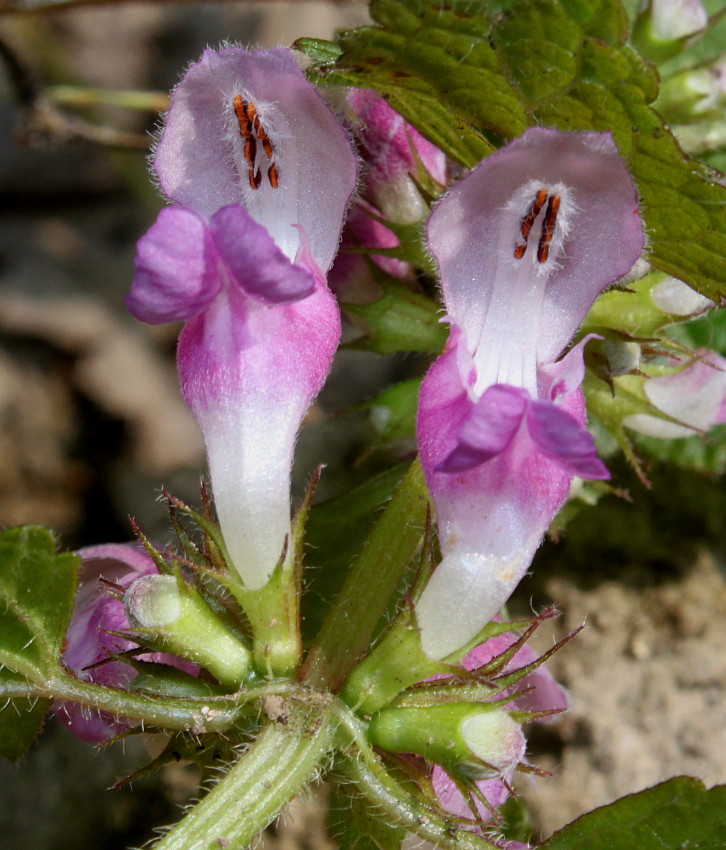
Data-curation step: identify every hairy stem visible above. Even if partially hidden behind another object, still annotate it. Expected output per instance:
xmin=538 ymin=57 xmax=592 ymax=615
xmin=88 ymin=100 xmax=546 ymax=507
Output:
xmin=0 ymin=672 xmax=303 ymax=733
xmin=335 ymin=707 xmax=501 ymax=850
xmin=300 ymin=460 xmax=429 ymax=691
xmin=152 ymin=698 xmax=337 ymax=850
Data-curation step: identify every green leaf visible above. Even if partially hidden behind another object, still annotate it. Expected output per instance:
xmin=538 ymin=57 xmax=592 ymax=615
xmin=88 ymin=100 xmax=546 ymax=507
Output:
xmin=634 ymin=425 xmax=726 ymax=476
xmin=302 ymin=464 xmax=409 ymax=642
xmin=319 ymin=0 xmax=726 ymax=301
xmin=345 ymin=280 xmax=447 ymax=354
xmin=313 ymin=1 xmax=497 ymax=166
xmin=329 ymin=781 xmax=406 ymax=850
xmin=0 ymin=669 xmax=51 ymax=762
xmin=360 ymin=378 xmax=420 ymax=446
xmin=0 ymin=526 xmax=78 ymax=681
xmin=540 ymin=776 xmax=726 ymax=849
xmin=292 ymin=37 xmax=342 ymax=65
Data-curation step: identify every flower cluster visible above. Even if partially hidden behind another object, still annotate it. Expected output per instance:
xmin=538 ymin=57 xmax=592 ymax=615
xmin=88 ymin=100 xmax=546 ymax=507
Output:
xmin=58 ymin=41 xmax=725 ymax=845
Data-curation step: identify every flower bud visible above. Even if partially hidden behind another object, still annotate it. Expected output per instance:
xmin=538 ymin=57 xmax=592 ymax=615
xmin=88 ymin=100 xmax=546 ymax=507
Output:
xmin=368 ymin=704 xmax=525 ymax=780
xmin=125 ymin=574 xmax=251 ymax=688
xmin=605 ymin=339 xmax=642 ymax=376
xmin=624 ymin=350 xmax=726 ymax=439
xmin=348 ymin=89 xmax=446 ymax=225
xmin=658 ymin=60 xmax=726 ymax=126
xmin=650 ymin=276 xmax=714 ymax=317
xmin=52 ymin=544 xmax=197 ymax=742
xmin=633 ymin=0 xmax=708 ymax=62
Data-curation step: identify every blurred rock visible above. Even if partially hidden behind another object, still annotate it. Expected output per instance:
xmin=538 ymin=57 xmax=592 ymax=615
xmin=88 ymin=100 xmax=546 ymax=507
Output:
xmin=519 ymin=552 xmax=726 ymax=839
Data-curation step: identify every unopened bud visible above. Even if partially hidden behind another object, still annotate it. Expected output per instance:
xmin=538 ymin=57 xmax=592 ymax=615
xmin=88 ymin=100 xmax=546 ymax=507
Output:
xmin=125 ymin=574 xmax=251 ymax=688
xmin=651 ymin=276 xmax=714 ymax=317
xmin=126 ymin=575 xmax=181 ymax=628
xmin=605 ymin=340 xmax=641 ymax=376
xmin=633 ymin=0 xmax=707 ymax=63
xmin=368 ymin=704 xmax=525 ymax=780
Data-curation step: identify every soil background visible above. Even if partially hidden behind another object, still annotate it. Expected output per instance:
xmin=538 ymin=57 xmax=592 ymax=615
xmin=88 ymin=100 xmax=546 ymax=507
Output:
xmin=0 ymin=2 xmax=723 ymax=848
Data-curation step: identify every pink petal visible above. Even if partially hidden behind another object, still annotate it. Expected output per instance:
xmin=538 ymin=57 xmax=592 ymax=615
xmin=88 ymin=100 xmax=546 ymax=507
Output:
xmin=415 ymin=340 xmax=572 ymax=659
xmin=432 ymin=766 xmax=512 ymax=822
xmin=177 ymin=271 xmax=340 ymax=589
xmin=349 ymin=89 xmax=447 ymax=188
xmin=625 ymin=349 xmax=726 ymax=438
xmin=539 ymin=334 xmax=600 ymax=402
xmin=463 ymin=633 xmax=569 ymax=717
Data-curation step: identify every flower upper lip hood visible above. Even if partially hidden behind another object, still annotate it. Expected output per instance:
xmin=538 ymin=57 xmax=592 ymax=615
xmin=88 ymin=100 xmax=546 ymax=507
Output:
xmin=154 ymin=46 xmax=357 ymax=272
xmin=127 ymin=47 xmax=358 ymax=590
xmin=415 ymin=128 xmax=644 ymax=659
xmin=429 ymin=128 xmax=643 ymax=379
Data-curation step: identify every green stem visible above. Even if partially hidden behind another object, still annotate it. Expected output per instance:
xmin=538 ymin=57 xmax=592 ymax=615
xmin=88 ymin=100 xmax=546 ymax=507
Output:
xmin=152 ymin=700 xmax=336 ymax=850
xmin=300 ymin=460 xmax=429 ymax=691
xmin=1 ymin=671 xmax=299 ymax=733
xmin=45 ymin=84 xmax=168 ymax=112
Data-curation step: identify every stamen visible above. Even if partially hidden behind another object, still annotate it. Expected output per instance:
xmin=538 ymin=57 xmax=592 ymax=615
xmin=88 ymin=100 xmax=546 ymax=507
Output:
xmin=536 ymin=194 xmax=560 ymax=264
xmin=232 ymin=95 xmax=279 ymax=190
xmin=513 ymin=188 xmax=547 ymax=259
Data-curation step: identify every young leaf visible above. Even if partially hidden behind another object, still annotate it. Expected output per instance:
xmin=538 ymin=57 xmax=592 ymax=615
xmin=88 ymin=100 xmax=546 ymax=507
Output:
xmin=345 ymin=279 xmax=447 ymax=354
xmin=360 ymin=378 xmax=421 ymax=448
xmin=0 ymin=669 xmax=51 ymax=762
xmin=328 ymin=780 xmax=406 ymax=850
xmin=0 ymin=526 xmax=79 ymax=682
xmin=540 ymin=776 xmax=726 ymax=849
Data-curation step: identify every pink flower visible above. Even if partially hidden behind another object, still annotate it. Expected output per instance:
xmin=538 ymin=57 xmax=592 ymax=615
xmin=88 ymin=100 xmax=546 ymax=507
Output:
xmin=127 ymin=48 xmax=358 ymax=589
xmin=330 ymin=90 xmax=447 ymax=291
xmin=415 ymin=128 xmax=643 ymax=658
xmin=54 ymin=544 xmax=194 ymax=742
xmin=624 ymin=349 xmax=726 ymax=438
xmin=432 ymin=632 xmax=568 ymax=823
xmin=347 ymin=89 xmax=446 ymax=225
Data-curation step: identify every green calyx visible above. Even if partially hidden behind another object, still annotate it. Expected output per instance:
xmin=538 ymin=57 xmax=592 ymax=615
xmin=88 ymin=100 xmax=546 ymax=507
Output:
xmin=125 ymin=574 xmax=252 ymax=689
xmin=368 ymin=703 xmax=524 ymax=781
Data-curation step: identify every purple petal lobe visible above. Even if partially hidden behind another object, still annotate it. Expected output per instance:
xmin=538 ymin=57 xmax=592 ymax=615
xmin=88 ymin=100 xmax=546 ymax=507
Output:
xmin=527 ymin=400 xmax=610 ymax=479
xmin=437 ymin=384 xmax=528 ymax=472
xmin=210 ymin=204 xmax=315 ymax=303
xmin=126 ymin=206 xmax=221 ymax=324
